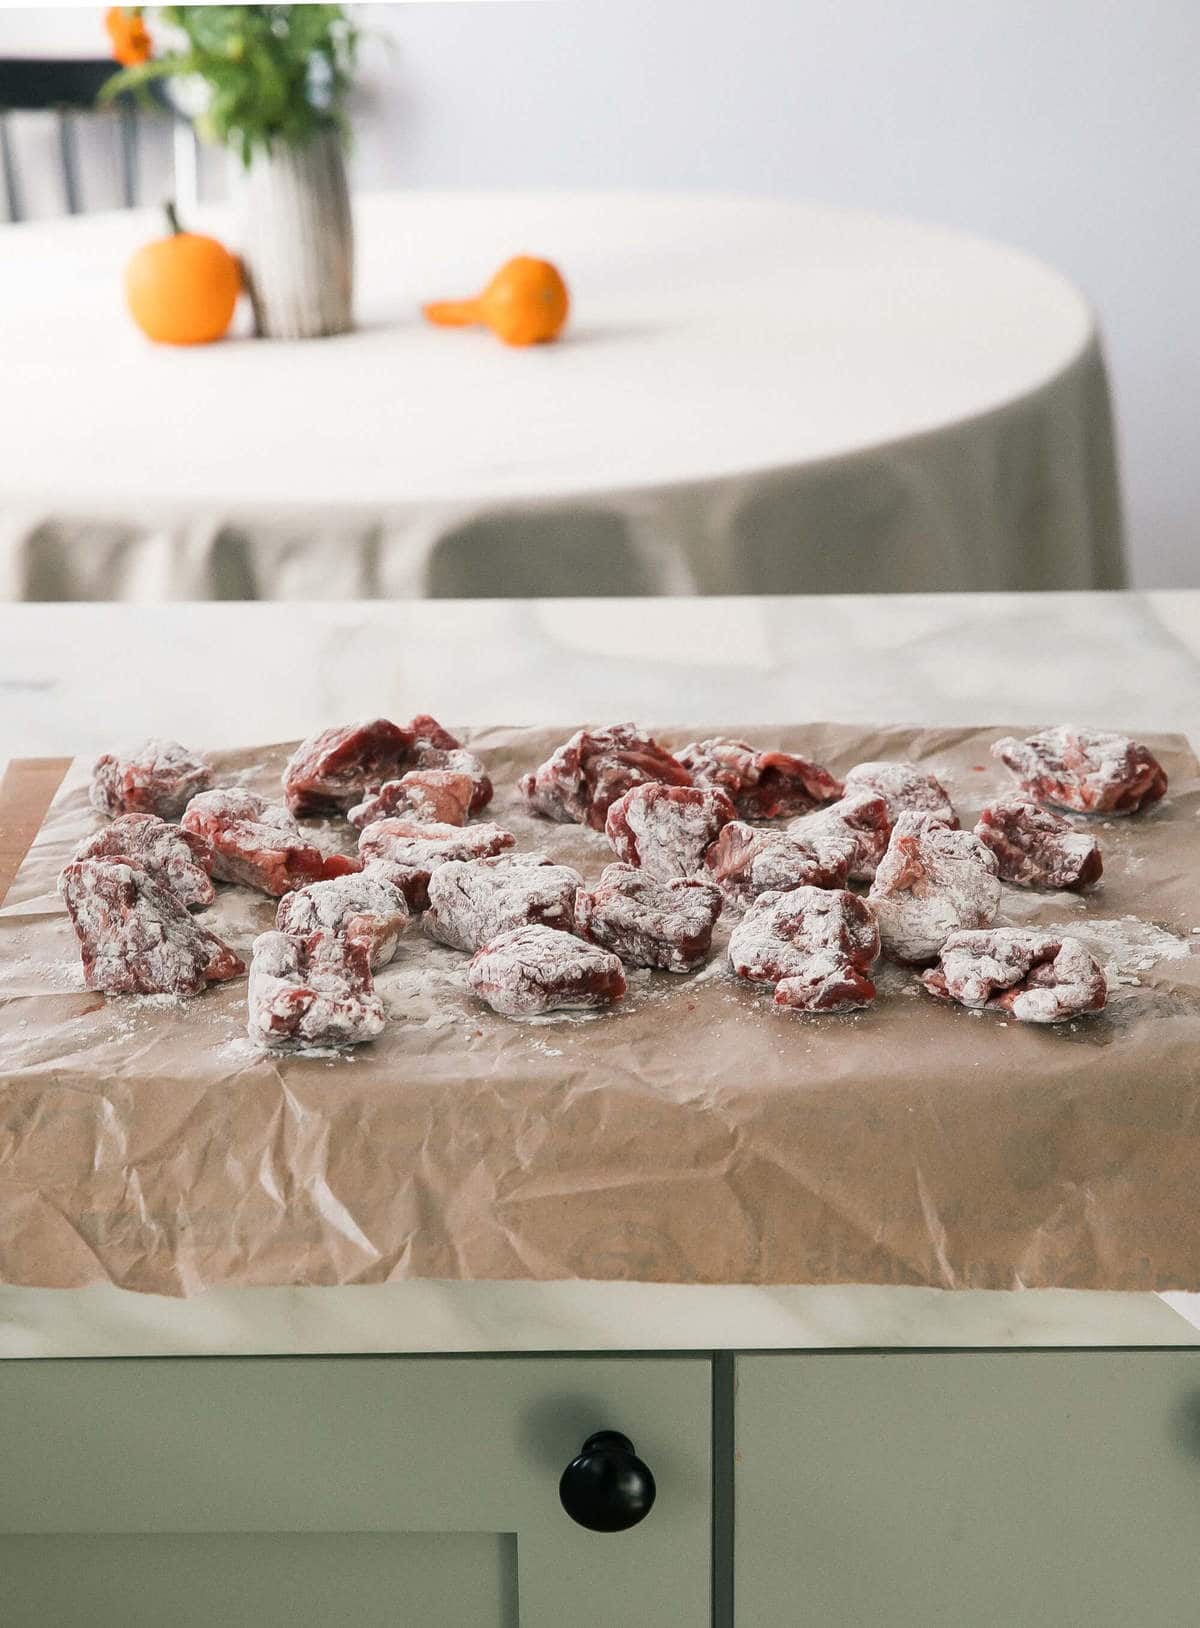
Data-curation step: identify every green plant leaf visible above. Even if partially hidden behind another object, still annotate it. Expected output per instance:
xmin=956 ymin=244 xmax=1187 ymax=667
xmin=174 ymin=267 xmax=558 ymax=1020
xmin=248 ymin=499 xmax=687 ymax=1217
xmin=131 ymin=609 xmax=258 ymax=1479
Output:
xmin=99 ymin=4 xmax=360 ymax=162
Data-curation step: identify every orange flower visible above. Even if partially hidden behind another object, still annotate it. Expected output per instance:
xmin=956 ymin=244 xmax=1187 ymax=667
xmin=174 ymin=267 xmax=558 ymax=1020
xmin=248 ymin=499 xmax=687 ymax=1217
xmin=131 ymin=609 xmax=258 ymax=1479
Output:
xmin=105 ymin=7 xmax=153 ymax=68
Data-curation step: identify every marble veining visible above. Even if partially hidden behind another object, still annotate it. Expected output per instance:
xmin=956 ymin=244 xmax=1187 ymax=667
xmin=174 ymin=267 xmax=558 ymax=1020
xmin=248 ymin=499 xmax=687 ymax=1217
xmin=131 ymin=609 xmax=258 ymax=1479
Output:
xmin=1 ymin=591 xmax=1199 ymax=759
xmin=1 ymin=1281 xmax=1196 ymax=1360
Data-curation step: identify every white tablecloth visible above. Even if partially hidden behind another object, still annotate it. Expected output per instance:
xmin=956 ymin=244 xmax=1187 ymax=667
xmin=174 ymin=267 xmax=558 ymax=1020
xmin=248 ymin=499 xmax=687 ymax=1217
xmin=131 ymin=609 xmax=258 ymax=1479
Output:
xmin=0 ymin=191 xmax=1124 ymax=601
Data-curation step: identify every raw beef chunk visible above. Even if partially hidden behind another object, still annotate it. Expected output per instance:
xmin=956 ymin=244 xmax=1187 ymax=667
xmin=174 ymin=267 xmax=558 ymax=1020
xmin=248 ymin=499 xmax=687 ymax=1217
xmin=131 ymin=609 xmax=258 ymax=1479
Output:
xmin=60 ymin=857 xmax=243 ymax=996
xmin=788 ymin=791 xmax=893 ymax=883
xmin=407 ymin=746 xmax=493 ymax=814
xmin=275 ymin=862 xmax=410 ymax=970
xmin=468 ymin=924 xmax=626 ymax=1017
xmin=677 ymin=737 xmax=842 ymax=819
xmin=406 ymin=713 xmax=460 ymax=754
xmin=991 ymin=727 xmax=1167 ymax=815
xmin=518 ymin=724 xmax=692 ymax=831
xmin=705 ymin=820 xmax=852 ymax=908
xmin=347 ymin=769 xmax=477 ymax=830
xmin=282 ymin=719 xmax=413 ymax=817
xmin=424 ymin=855 xmax=582 ymax=953
xmin=974 ymin=800 xmax=1103 ymax=890
xmin=248 ymin=929 xmax=385 ymax=1050
xmin=575 ymin=863 xmax=723 ymax=973
xmin=72 ymin=813 xmax=215 ymax=908
xmin=605 ymin=783 xmax=736 ymax=880
xmin=921 ymin=929 xmax=1107 ymax=1024
xmin=403 ymin=718 xmax=493 ymax=812
xmin=90 ymin=738 xmax=212 ymax=820
xmin=842 ymin=761 xmax=956 ymax=826
xmin=286 ymin=716 xmax=493 ymax=820
xmin=867 ymin=813 xmax=1000 ymax=964
xmin=182 ymin=789 xmax=361 ymax=897
xmin=727 ymin=886 xmax=879 ymax=1013
xmin=357 ymin=818 xmax=516 ymax=909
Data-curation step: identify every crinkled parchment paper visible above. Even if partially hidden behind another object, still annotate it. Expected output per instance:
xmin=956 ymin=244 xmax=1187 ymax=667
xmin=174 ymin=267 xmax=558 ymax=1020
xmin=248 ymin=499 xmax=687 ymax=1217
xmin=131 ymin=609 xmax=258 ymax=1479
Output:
xmin=1 ymin=724 xmax=1198 ymax=1297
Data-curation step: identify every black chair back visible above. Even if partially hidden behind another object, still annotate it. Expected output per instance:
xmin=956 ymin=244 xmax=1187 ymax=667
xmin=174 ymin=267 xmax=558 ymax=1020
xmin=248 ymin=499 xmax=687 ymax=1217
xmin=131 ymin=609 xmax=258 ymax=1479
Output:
xmin=0 ymin=56 xmax=140 ymax=221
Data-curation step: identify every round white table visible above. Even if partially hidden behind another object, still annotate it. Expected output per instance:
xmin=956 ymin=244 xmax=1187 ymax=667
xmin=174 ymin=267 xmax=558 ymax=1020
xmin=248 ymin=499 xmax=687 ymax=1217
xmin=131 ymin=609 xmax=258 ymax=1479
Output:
xmin=0 ymin=191 xmax=1124 ymax=601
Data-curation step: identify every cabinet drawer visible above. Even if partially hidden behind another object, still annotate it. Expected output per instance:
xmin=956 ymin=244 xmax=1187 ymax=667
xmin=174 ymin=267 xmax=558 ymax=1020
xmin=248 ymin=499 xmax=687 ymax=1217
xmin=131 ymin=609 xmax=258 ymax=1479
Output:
xmin=735 ymin=1350 xmax=1200 ymax=1627
xmin=0 ymin=1354 xmax=711 ymax=1628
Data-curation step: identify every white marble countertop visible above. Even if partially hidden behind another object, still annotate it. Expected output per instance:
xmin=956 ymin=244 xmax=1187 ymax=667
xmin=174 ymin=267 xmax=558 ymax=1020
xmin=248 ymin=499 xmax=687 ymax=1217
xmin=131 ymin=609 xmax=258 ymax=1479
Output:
xmin=2 ymin=591 xmax=1199 ymax=758
xmin=2 ymin=590 xmax=1198 ymax=1357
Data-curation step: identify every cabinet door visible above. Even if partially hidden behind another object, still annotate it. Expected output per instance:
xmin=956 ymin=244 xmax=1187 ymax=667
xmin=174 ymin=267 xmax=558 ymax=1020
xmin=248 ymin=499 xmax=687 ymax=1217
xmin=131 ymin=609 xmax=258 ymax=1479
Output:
xmin=0 ymin=1355 xmax=710 ymax=1628
xmin=736 ymin=1351 xmax=1200 ymax=1628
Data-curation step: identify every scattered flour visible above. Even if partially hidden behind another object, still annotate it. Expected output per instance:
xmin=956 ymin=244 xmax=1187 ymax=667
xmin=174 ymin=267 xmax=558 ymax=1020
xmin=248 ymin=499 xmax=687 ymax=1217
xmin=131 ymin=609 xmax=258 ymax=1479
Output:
xmin=872 ymin=959 xmax=924 ymax=999
xmin=690 ymin=958 xmax=729 ymax=984
xmin=42 ymin=957 xmax=87 ymax=992
xmin=376 ymin=954 xmax=472 ymax=1030
xmin=219 ymin=1032 xmax=357 ymax=1064
xmin=1037 ymin=915 xmax=1193 ymax=998
xmin=525 ymin=1009 xmax=605 ymax=1027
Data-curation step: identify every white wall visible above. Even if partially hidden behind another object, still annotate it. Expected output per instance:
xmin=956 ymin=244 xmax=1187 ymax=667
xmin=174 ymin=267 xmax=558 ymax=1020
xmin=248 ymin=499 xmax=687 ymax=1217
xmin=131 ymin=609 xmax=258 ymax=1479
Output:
xmin=2 ymin=0 xmax=1197 ymax=588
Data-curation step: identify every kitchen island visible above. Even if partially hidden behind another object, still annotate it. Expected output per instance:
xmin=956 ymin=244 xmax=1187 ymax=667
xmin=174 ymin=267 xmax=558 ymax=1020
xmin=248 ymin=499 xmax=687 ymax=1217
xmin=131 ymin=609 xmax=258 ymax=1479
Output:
xmin=2 ymin=591 xmax=1199 ymax=1626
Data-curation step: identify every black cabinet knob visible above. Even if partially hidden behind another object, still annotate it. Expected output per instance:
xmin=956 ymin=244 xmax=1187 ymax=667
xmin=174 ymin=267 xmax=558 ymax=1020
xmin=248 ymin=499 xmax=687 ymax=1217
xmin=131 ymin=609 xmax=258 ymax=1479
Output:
xmin=559 ymin=1430 xmax=657 ymax=1532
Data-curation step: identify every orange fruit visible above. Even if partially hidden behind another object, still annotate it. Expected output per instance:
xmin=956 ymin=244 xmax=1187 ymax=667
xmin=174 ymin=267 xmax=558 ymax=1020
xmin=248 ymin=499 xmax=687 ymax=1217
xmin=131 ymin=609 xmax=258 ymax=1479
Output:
xmin=425 ymin=255 xmax=570 ymax=346
xmin=125 ymin=204 xmax=240 ymax=346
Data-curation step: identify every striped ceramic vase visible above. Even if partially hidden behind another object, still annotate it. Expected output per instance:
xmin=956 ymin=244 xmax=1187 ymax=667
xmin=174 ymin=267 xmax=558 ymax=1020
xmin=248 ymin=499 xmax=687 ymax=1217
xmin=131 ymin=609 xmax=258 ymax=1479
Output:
xmin=237 ymin=128 xmax=354 ymax=340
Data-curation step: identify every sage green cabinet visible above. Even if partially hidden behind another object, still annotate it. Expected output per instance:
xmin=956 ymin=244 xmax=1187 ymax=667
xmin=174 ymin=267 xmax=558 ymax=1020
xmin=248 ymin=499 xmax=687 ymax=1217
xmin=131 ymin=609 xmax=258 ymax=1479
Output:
xmin=735 ymin=1351 xmax=1200 ymax=1627
xmin=0 ymin=1355 xmax=712 ymax=1628
xmin=12 ymin=1346 xmax=1200 ymax=1626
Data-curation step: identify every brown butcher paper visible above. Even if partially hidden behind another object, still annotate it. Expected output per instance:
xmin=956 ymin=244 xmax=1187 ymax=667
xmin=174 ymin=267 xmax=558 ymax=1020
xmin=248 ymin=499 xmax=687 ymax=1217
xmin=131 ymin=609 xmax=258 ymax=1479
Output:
xmin=1 ymin=724 xmax=1198 ymax=1298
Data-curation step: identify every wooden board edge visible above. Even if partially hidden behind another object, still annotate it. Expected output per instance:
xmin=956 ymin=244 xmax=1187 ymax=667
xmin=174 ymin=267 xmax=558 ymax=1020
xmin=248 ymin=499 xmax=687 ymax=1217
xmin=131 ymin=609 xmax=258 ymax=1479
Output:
xmin=0 ymin=757 xmax=70 ymax=906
